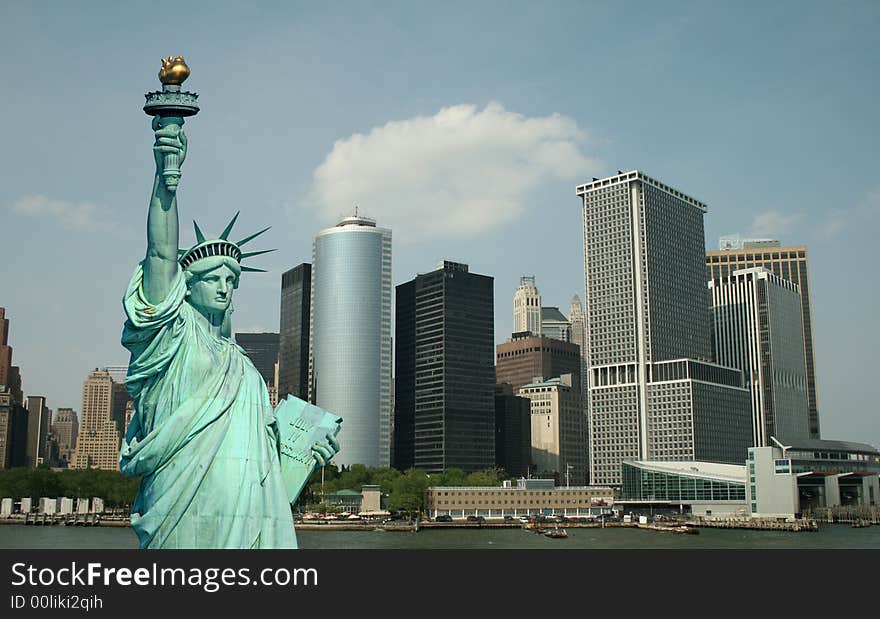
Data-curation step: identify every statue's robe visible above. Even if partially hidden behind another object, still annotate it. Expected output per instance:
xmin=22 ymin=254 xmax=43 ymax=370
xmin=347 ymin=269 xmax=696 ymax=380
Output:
xmin=119 ymin=263 xmax=300 ymax=549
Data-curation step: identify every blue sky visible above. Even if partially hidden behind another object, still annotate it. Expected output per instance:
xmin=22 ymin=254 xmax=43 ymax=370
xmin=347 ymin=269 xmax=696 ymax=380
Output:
xmin=1 ymin=1 xmax=877 ymax=447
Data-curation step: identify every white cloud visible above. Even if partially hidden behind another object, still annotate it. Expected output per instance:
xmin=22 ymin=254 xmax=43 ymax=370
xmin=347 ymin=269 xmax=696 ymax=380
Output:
xmin=747 ymin=210 xmax=802 ymax=239
xmin=308 ymin=102 xmax=600 ymax=242
xmin=9 ymin=194 xmax=112 ymax=230
xmin=859 ymin=188 xmax=880 ymax=218
xmin=813 ymin=188 xmax=880 ymax=240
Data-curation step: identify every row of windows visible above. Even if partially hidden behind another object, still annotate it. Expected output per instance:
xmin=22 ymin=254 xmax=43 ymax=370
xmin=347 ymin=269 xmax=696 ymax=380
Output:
xmin=707 ymin=251 xmax=805 ymax=262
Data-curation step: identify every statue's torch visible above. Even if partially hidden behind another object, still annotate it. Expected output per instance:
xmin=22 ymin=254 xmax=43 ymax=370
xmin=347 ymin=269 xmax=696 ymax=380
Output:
xmin=143 ymin=55 xmax=200 ymax=193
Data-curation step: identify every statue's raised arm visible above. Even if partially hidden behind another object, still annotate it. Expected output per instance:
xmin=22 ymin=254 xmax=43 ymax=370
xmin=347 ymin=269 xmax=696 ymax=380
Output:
xmin=143 ymin=116 xmax=186 ymax=305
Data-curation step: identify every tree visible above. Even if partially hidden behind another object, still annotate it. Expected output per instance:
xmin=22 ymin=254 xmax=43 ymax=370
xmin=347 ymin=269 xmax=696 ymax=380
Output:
xmin=369 ymin=467 xmax=402 ymax=494
xmin=337 ymin=463 xmax=371 ymax=491
xmin=464 ymin=468 xmax=506 ymax=487
xmin=387 ymin=468 xmax=430 ymax=516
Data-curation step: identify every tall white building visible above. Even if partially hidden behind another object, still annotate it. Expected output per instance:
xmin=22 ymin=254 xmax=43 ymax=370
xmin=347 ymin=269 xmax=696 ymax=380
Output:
xmin=309 ymin=214 xmax=392 ymax=467
xmin=709 ymin=267 xmax=810 ymax=447
xmin=577 ymin=171 xmax=751 ymax=486
xmin=513 ymin=276 xmax=542 ymax=335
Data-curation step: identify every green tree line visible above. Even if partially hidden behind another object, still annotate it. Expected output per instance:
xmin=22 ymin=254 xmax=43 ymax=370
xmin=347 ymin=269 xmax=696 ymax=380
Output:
xmin=0 ymin=467 xmax=139 ymax=507
xmin=1 ymin=464 xmax=512 ymax=514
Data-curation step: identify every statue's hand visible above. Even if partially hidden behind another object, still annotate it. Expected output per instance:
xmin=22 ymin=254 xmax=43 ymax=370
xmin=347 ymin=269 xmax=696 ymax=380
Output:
xmin=152 ymin=116 xmax=187 ymax=176
xmin=311 ymin=434 xmax=340 ymax=468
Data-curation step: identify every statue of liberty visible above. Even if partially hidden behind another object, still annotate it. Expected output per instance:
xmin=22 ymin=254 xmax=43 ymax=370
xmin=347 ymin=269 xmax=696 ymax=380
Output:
xmin=119 ymin=57 xmax=340 ymax=549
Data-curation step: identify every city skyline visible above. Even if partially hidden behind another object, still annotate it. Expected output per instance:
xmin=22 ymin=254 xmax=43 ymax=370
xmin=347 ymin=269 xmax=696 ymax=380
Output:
xmin=0 ymin=2 xmax=877 ymax=450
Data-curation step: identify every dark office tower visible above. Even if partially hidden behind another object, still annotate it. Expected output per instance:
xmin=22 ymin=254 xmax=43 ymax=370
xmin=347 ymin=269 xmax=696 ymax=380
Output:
xmin=393 ymin=280 xmax=417 ymax=470
xmin=494 ymin=383 xmax=531 ymax=477
xmin=278 ymin=264 xmax=311 ymax=401
xmin=25 ymin=395 xmax=49 ymax=467
xmin=495 ymin=333 xmax=582 ymax=394
xmin=6 ymin=366 xmax=22 ymax=407
xmin=394 ymin=261 xmax=495 ymax=473
xmin=0 ymin=387 xmax=28 ymax=469
xmin=707 ymin=241 xmax=820 ymax=439
xmin=0 ymin=387 xmax=14 ymax=468
xmin=235 ymin=332 xmax=280 ymax=386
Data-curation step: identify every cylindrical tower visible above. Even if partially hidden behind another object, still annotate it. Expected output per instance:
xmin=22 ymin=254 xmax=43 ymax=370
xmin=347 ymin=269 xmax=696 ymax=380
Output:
xmin=310 ymin=215 xmax=392 ymax=468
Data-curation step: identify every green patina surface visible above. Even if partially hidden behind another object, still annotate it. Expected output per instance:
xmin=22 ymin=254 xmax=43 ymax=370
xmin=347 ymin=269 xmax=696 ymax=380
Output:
xmin=118 ymin=67 xmax=340 ymax=549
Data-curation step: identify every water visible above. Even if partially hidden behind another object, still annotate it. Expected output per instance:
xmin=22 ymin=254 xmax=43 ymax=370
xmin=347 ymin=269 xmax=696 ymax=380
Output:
xmin=2 ymin=524 xmax=879 ymax=549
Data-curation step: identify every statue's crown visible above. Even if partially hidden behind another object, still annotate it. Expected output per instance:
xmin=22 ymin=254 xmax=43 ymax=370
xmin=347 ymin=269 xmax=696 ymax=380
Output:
xmin=178 ymin=212 xmax=274 ymax=273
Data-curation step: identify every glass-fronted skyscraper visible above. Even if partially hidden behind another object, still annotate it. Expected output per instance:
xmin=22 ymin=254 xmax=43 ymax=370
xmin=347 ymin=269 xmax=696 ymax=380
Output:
xmin=310 ymin=216 xmax=392 ymax=468
xmin=278 ymin=264 xmax=311 ymax=402
xmin=709 ymin=267 xmax=810 ymax=446
xmin=706 ymin=243 xmax=820 ymax=439
xmin=577 ymin=171 xmax=752 ymax=486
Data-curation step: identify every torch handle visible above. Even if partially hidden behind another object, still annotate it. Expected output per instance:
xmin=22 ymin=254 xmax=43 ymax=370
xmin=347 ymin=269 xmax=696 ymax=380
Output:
xmin=156 ymin=115 xmax=185 ymax=193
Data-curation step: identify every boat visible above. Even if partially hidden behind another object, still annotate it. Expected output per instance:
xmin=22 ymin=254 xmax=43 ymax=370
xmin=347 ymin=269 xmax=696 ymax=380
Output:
xmin=544 ymin=527 xmax=568 ymax=539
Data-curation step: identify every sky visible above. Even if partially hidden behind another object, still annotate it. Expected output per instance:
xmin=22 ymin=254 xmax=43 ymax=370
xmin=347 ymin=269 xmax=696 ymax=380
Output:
xmin=1 ymin=1 xmax=877 ymax=447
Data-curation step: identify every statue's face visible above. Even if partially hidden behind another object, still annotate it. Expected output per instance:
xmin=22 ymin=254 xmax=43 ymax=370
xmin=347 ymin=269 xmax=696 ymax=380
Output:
xmin=187 ymin=264 xmax=237 ymax=315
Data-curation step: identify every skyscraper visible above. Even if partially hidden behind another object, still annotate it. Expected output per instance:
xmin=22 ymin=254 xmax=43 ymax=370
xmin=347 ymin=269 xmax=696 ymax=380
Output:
xmin=71 ymin=369 xmax=120 ymax=471
xmin=0 ymin=387 xmax=16 ymax=469
xmin=567 ymin=294 xmax=589 ymax=406
xmin=235 ymin=332 xmax=280 ymax=389
xmin=0 ymin=308 xmax=11 ymax=389
xmin=0 ymin=308 xmax=27 ymax=468
xmin=278 ymin=263 xmax=311 ymax=402
xmin=518 ymin=374 xmax=587 ymax=485
xmin=577 ymin=171 xmax=751 ymax=485
xmin=25 ymin=395 xmax=49 ymax=467
xmin=0 ymin=386 xmax=28 ymax=469
xmin=310 ymin=215 xmax=392 ymax=468
xmin=495 ymin=332 xmax=581 ymax=395
xmin=567 ymin=295 xmax=586 ymax=358
xmin=540 ymin=307 xmax=572 ymax=342
xmin=709 ymin=267 xmax=810 ymax=446
xmin=513 ymin=276 xmax=542 ymax=335
xmin=394 ymin=261 xmax=495 ymax=473
xmin=494 ymin=383 xmax=531 ymax=478
xmin=52 ymin=408 xmax=79 ymax=466
xmin=706 ymin=241 xmax=820 ymax=438
xmin=103 ymin=366 xmax=132 ymax=439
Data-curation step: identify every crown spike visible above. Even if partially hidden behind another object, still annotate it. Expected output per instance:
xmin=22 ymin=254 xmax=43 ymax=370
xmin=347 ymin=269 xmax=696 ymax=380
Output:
xmin=220 ymin=211 xmax=240 ymax=240
xmin=193 ymin=220 xmax=206 ymax=243
xmin=237 ymin=226 xmax=271 ymax=247
xmin=240 ymin=266 xmax=267 ymax=273
xmin=240 ymin=248 xmax=276 ymax=259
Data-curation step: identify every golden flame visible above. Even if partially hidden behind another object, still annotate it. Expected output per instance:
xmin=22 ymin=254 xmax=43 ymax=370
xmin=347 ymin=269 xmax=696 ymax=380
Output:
xmin=159 ymin=55 xmax=190 ymax=85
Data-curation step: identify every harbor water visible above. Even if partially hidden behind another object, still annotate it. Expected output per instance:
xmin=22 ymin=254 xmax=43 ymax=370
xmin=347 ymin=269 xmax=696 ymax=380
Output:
xmin=1 ymin=523 xmax=879 ymax=549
